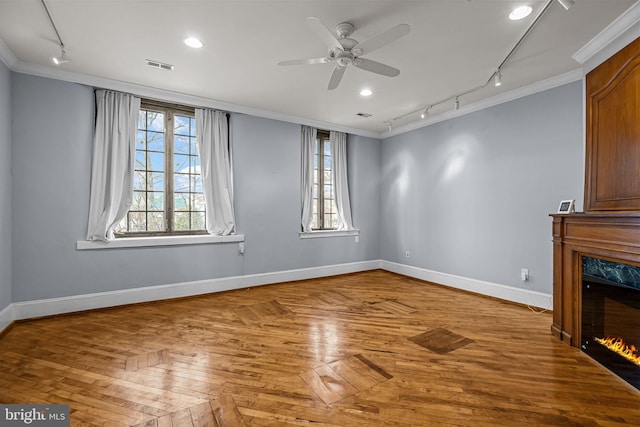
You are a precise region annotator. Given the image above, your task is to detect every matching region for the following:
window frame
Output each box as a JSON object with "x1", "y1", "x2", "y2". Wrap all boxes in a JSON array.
[
  {"x1": 313, "y1": 130, "x2": 338, "y2": 231},
  {"x1": 115, "y1": 99, "x2": 207, "y2": 238}
]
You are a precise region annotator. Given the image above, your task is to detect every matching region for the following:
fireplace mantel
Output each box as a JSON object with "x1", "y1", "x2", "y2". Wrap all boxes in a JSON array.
[{"x1": 551, "y1": 213, "x2": 640, "y2": 346}]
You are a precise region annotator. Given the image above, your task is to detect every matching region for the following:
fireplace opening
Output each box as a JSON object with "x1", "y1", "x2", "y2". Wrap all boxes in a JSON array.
[{"x1": 582, "y1": 256, "x2": 640, "y2": 391}]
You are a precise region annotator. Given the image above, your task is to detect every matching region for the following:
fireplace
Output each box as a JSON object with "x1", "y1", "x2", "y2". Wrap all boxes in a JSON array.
[
  {"x1": 550, "y1": 35, "x2": 640, "y2": 388},
  {"x1": 581, "y1": 256, "x2": 640, "y2": 390}
]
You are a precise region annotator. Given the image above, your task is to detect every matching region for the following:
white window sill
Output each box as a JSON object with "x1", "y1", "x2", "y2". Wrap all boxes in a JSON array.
[
  {"x1": 299, "y1": 229, "x2": 360, "y2": 239},
  {"x1": 77, "y1": 234, "x2": 245, "y2": 250}
]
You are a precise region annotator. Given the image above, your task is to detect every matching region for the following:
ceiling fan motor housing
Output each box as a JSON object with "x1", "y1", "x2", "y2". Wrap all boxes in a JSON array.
[{"x1": 335, "y1": 22, "x2": 355, "y2": 38}]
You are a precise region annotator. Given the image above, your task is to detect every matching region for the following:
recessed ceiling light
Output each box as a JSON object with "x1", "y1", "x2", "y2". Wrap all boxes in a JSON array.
[
  {"x1": 509, "y1": 5, "x2": 532, "y2": 20},
  {"x1": 184, "y1": 37, "x2": 204, "y2": 48},
  {"x1": 360, "y1": 88, "x2": 373, "y2": 97}
]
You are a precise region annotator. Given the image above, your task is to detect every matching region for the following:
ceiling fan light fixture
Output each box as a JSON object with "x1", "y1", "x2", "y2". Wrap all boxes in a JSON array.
[
  {"x1": 360, "y1": 88, "x2": 373, "y2": 97},
  {"x1": 509, "y1": 5, "x2": 533, "y2": 20},
  {"x1": 184, "y1": 37, "x2": 204, "y2": 48}
]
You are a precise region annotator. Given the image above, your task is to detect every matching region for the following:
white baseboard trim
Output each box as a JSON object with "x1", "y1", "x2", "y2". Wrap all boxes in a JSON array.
[
  {"x1": 0, "y1": 304, "x2": 14, "y2": 334},
  {"x1": 9, "y1": 260, "x2": 380, "y2": 322},
  {"x1": 1, "y1": 259, "x2": 553, "y2": 336},
  {"x1": 380, "y1": 261, "x2": 553, "y2": 309}
]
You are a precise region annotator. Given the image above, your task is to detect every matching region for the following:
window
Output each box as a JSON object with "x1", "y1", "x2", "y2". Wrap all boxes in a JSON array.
[
  {"x1": 312, "y1": 130, "x2": 338, "y2": 230},
  {"x1": 116, "y1": 100, "x2": 206, "y2": 236}
]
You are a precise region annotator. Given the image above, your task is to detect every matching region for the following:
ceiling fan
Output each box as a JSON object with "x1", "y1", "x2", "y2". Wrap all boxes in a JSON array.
[{"x1": 278, "y1": 17, "x2": 410, "y2": 90}]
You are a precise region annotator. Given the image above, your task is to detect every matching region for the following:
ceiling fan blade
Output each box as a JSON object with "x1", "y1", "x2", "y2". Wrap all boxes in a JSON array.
[
  {"x1": 307, "y1": 17, "x2": 343, "y2": 51},
  {"x1": 353, "y1": 24, "x2": 410, "y2": 56},
  {"x1": 354, "y1": 58, "x2": 400, "y2": 77},
  {"x1": 277, "y1": 58, "x2": 331, "y2": 66},
  {"x1": 328, "y1": 65, "x2": 347, "y2": 90}
]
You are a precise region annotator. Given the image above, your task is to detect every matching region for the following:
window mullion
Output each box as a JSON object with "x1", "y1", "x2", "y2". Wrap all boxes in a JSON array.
[{"x1": 166, "y1": 112, "x2": 174, "y2": 233}]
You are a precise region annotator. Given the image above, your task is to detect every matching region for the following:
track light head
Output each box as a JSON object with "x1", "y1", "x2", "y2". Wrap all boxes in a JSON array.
[
  {"x1": 420, "y1": 108, "x2": 428, "y2": 119},
  {"x1": 494, "y1": 70, "x2": 502, "y2": 87},
  {"x1": 52, "y1": 45, "x2": 71, "y2": 65},
  {"x1": 454, "y1": 97, "x2": 460, "y2": 111},
  {"x1": 557, "y1": 0, "x2": 575, "y2": 10}
]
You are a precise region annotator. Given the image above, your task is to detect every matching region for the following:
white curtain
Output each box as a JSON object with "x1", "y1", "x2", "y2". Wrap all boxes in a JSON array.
[
  {"x1": 86, "y1": 90, "x2": 140, "y2": 242},
  {"x1": 330, "y1": 130, "x2": 354, "y2": 231},
  {"x1": 301, "y1": 125, "x2": 317, "y2": 232},
  {"x1": 195, "y1": 108, "x2": 236, "y2": 235}
]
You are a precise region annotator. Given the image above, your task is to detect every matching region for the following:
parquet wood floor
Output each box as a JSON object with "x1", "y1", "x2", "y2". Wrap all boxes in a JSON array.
[{"x1": 1, "y1": 270, "x2": 640, "y2": 426}]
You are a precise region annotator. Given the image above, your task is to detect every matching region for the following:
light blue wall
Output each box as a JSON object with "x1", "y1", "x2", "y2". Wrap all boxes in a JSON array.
[
  {"x1": 380, "y1": 81, "x2": 584, "y2": 294},
  {"x1": 232, "y1": 115, "x2": 380, "y2": 275},
  {"x1": 0, "y1": 61, "x2": 11, "y2": 311},
  {"x1": 8, "y1": 71, "x2": 585, "y2": 303},
  {"x1": 10, "y1": 73, "x2": 381, "y2": 302}
]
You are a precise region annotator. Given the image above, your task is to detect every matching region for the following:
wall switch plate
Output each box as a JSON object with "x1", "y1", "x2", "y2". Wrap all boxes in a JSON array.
[
  {"x1": 239, "y1": 242, "x2": 245, "y2": 254},
  {"x1": 521, "y1": 268, "x2": 529, "y2": 281},
  {"x1": 405, "y1": 251, "x2": 410, "y2": 258}
]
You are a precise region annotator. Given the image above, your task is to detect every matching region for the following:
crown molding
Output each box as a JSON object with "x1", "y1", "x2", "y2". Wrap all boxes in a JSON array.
[
  {"x1": 4, "y1": 56, "x2": 585, "y2": 141},
  {"x1": 0, "y1": 38, "x2": 17, "y2": 69},
  {"x1": 381, "y1": 69, "x2": 583, "y2": 139},
  {"x1": 572, "y1": 1, "x2": 640, "y2": 66},
  {"x1": 8, "y1": 59, "x2": 381, "y2": 139},
  {"x1": 1, "y1": 47, "x2": 585, "y2": 142}
]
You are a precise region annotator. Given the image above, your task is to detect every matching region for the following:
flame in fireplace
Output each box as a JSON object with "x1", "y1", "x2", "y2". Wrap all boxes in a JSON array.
[{"x1": 595, "y1": 337, "x2": 640, "y2": 366}]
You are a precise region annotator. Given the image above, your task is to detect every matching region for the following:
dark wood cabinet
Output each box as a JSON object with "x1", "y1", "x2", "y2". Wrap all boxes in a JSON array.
[{"x1": 585, "y1": 37, "x2": 640, "y2": 213}]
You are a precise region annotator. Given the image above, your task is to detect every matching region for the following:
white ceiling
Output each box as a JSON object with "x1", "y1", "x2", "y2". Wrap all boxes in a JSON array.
[{"x1": 0, "y1": 0, "x2": 636, "y2": 136}]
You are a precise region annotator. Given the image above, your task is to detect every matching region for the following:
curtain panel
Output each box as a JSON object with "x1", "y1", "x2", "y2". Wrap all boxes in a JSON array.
[
  {"x1": 86, "y1": 90, "x2": 140, "y2": 242},
  {"x1": 330, "y1": 130, "x2": 354, "y2": 231},
  {"x1": 195, "y1": 109, "x2": 236, "y2": 235},
  {"x1": 300, "y1": 125, "x2": 317, "y2": 232}
]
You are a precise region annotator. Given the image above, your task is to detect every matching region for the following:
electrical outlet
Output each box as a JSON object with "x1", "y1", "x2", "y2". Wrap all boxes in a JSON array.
[
  {"x1": 354, "y1": 235, "x2": 359, "y2": 243},
  {"x1": 239, "y1": 242, "x2": 245, "y2": 255},
  {"x1": 405, "y1": 251, "x2": 410, "y2": 258},
  {"x1": 521, "y1": 268, "x2": 529, "y2": 281}
]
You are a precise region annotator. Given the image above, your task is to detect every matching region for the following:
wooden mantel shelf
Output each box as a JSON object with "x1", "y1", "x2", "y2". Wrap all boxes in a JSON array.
[{"x1": 550, "y1": 213, "x2": 640, "y2": 347}]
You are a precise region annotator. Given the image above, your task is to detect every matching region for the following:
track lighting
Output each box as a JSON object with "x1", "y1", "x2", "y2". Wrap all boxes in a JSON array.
[
  {"x1": 41, "y1": 0, "x2": 71, "y2": 66},
  {"x1": 52, "y1": 45, "x2": 71, "y2": 65},
  {"x1": 494, "y1": 70, "x2": 502, "y2": 87},
  {"x1": 557, "y1": 0, "x2": 575, "y2": 10},
  {"x1": 386, "y1": 0, "x2": 566, "y2": 130},
  {"x1": 387, "y1": 120, "x2": 394, "y2": 131}
]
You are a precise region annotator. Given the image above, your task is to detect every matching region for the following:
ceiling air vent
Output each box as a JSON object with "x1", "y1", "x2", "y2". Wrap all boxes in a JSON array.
[
  {"x1": 146, "y1": 59, "x2": 174, "y2": 71},
  {"x1": 357, "y1": 113, "x2": 373, "y2": 118}
]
